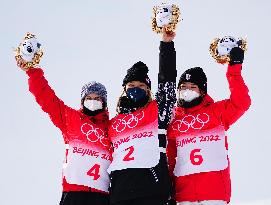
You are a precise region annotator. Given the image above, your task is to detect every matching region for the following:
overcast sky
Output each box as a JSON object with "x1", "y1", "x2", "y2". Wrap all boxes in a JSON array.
[{"x1": 0, "y1": 0, "x2": 271, "y2": 205}]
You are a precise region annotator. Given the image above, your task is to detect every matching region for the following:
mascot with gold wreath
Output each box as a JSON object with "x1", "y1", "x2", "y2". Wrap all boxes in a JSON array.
[{"x1": 209, "y1": 35, "x2": 247, "y2": 64}]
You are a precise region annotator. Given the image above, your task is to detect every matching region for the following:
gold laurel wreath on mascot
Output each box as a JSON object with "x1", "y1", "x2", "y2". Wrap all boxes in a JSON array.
[
  {"x1": 151, "y1": 3, "x2": 181, "y2": 34},
  {"x1": 15, "y1": 32, "x2": 43, "y2": 70},
  {"x1": 209, "y1": 36, "x2": 247, "y2": 64}
]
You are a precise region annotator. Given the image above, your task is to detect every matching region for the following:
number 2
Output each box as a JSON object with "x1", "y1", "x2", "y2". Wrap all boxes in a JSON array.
[
  {"x1": 190, "y1": 149, "x2": 203, "y2": 165},
  {"x1": 87, "y1": 164, "x2": 101, "y2": 180},
  {"x1": 123, "y1": 146, "x2": 135, "y2": 161}
]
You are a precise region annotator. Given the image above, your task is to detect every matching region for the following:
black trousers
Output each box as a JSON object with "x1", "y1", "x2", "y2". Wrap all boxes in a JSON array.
[
  {"x1": 110, "y1": 195, "x2": 169, "y2": 205},
  {"x1": 60, "y1": 191, "x2": 109, "y2": 205}
]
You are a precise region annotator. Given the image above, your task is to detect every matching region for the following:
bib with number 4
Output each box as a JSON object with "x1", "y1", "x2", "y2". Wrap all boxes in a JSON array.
[
  {"x1": 108, "y1": 121, "x2": 160, "y2": 173},
  {"x1": 174, "y1": 126, "x2": 228, "y2": 177},
  {"x1": 63, "y1": 141, "x2": 111, "y2": 192}
]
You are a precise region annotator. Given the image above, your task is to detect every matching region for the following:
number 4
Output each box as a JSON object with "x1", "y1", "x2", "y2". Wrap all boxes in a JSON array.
[{"x1": 87, "y1": 164, "x2": 100, "y2": 180}]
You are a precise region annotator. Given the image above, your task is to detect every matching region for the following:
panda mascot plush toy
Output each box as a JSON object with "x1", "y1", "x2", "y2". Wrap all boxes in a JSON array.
[
  {"x1": 151, "y1": 3, "x2": 180, "y2": 34},
  {"x1": 210, "y1": 35, "x2": 247, "y2": 64},
  {"x1": 15, "y1": 33, "x2": 43, "y2": 70}
]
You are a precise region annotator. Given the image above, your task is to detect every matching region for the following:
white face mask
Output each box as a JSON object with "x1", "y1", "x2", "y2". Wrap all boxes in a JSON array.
[
  {"x1": 84, "y1": 100, "x2": 103, "y2": 111},
  {"x1": 179, "y1": 89, "x2": 200, "y2": 102}
]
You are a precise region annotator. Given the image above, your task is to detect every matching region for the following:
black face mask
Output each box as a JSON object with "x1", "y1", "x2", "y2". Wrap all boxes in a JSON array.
[
  {"x1": 126, "y1": 87, "x2": 147, "y2": 102},
  {"x1": 82, "y1": 105, "x2": 104, "y2": 116},
  {"x1": 118, "y1": 94, "x2": 150, "y2": 114},
  {"x1": 177, "y1": 96, "x2": 203, "y2": 108}
]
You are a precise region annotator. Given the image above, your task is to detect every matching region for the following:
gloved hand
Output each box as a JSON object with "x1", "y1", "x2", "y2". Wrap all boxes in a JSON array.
[{"x1": 229, "y1": 47, "x2": 244, "y2": 65}]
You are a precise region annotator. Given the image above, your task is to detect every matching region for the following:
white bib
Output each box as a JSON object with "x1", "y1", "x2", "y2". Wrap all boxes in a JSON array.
[
  {"x1": 63, "y1": 142, "x2": 111, "y2": 192},
  {"x1": 174, "y1": 127, "x2": 228, "y2": 177},
  {"x1": 108, "y1": 123, "x2": 160, "y2": 173}
]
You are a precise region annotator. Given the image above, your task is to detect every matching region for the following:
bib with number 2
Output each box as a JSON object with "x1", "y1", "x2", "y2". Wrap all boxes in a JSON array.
[{"x1": 108, "y1": 121, "x2": 160, "y2": 172}]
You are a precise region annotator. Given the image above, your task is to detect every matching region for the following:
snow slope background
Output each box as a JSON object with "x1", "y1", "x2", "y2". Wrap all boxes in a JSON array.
[
  {"x1": 233, "y1": 199, "x2": 271, "y2": 205},
  {"x1": 0, "y1": 0, "x2": 270, "y2": 205}
]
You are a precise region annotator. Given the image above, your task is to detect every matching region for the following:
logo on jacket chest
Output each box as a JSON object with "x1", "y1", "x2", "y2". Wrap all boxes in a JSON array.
[
  {"x1": 172, "y1": 113, "x2": 210, "y2": 133},
  {"x1": 80, "y1": 123, "x2": 109, "y2": 147},
  {"x1": 112, "y1": 111, "x2": 145, "y2": 133}
]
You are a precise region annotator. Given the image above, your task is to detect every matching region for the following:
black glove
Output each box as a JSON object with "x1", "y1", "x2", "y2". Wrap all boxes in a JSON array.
[{"x1": 229, "y1": 47, "x2": 244, "y2": 65}]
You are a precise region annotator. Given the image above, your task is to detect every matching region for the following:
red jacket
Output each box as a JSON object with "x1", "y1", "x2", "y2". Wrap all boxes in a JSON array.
[
  {"x1": 167, "y1": 64, "x2": 251, "y2": 202},
  {"x1": 27, "y1": 68, "x2": 112, "y2": 193}
]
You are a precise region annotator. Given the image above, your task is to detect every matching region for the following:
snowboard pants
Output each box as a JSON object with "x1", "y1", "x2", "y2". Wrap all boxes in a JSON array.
[
  {"x1": 177, "y1": 201, "x2": 227, "y2": 205},
  {"x1": 59, "y1": 191, "x2": 109, "y2": 205}
]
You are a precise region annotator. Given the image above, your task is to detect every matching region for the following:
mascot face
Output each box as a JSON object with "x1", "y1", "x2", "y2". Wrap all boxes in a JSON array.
[
  {"x1": 217, "y1": 36, "x2": 238, "y2": 56},
  {"x1": 20, "y1": 38, "x2": 41, "y2": 62},
  {"x1": 156, "y1": 4, "x2": 172, "y2": 27}
]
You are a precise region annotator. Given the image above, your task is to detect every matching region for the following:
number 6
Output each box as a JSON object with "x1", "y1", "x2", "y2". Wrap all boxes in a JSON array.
[{"x1": 190, "y1": 149, "x2": 203, "y2": 165}]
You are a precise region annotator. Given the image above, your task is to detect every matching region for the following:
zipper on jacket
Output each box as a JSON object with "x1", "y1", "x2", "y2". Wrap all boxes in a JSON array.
[{"x1": 150, "y1": 167, "x2": 159, "y2": 183}]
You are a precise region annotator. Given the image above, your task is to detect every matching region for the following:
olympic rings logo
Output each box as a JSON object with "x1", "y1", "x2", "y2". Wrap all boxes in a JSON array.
[
  {"x1": 112, "y1": 111, "x2": 144, "y2": 133},
  {"x1": 81, "y1": 123, "x2": 109, "y2": 147},
  {"x1": 172, "y1": 113, "x2": 210, "y2": 133}
]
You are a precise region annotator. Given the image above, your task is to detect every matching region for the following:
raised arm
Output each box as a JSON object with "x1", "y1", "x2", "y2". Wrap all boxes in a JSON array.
[
  {"x1": 157, "y1": 29, "x2": 177, "y2": 205},
  {"x1": 157, "y1": 30, "x2": 177, "y2": 130},
  {"x1": 15, "y1": 52, "x2": 78, "y2": 134},
  {"x1": 212, "y1": 47, "x2": 251, "y2": 130},
  {"x1": 26, "y1": 67, "x2": 76, "y2": 133}
]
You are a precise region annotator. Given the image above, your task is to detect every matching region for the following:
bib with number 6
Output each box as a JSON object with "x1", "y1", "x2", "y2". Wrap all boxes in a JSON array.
[
  {"x1": 174, "y1": 126, "x2": 228, "y2": 177},
  {"x1": 63, "y1": 141, "x2": 111, "y2": 192}
]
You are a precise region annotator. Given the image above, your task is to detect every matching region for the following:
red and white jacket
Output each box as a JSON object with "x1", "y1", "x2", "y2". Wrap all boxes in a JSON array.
[
  {"x1": 108, "y1": 100, "x2": 161, "y2": 172},
  {"x1": 27, "y1": 68, "x2": 112, "y2": 193},
  {"x1": 167, "y1": 64, "x2": 251, "y2": 202}
]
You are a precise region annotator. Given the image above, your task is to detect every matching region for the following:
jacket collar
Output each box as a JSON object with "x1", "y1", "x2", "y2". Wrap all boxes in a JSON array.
[
  {"x1": 175, "y1": 94, "x2": 214, "y2": 115},
  {"x1": 79, "y1": 109, "x2": 109, "y2": 130}
]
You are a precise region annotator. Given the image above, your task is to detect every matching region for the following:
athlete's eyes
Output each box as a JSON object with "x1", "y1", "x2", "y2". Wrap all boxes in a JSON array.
[
  {"x1": 94, "y1": 97, "x2": 102, "y2": 101},
  {"x1": 139, "y1": 84, "x2": 146, "y2": 88},
  {"x1": 127, "y1": 83, "x2": 135, "y2": 88}
]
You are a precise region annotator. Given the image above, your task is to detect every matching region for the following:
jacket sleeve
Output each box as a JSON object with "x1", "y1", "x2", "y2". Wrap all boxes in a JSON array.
[
  {"x1": 26, "y1": 68, "x2": 76, "y2": 133},
  {"x1": 212, "y1": 64, "x2": 251, "y2": 130},
  {"x1": 167, "y1": 138, "x2": 177, "y2": 179},
  {"x1": 156, "y1": 41, "x2": 177, "y2": 130}
]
